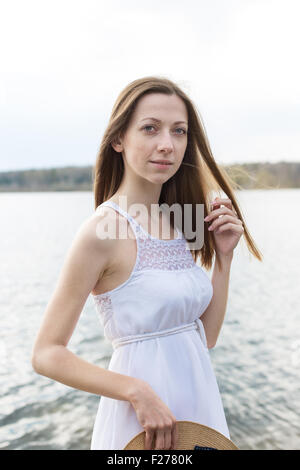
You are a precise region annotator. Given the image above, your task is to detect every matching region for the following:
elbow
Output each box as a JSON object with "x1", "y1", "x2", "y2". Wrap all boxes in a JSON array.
[
  {"x1": 31, "y1": 338, "x2": 45, "y2": 374},
  {"x1": 31, "y1": 348, "x2": 45, "y2": 375},
  {"x1": 205, "y1": 330, "x2": 218, "y2": 350},
  {"x1": 31, "y1": 344, "x2": 65, "y2": 375},
  {"x1": 206, "y1": 336, "x2": 217, "y2": 350}
]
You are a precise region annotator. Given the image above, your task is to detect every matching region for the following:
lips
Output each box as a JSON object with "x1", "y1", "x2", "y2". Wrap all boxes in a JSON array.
[{"x1": 150, "y1": 161, "x2": 172, "y2": 165}]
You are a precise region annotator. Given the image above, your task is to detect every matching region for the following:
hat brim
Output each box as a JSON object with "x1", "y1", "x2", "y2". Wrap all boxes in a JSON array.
[{"x1": 123, "y1": 420, "x2": 239, "y2": 450}]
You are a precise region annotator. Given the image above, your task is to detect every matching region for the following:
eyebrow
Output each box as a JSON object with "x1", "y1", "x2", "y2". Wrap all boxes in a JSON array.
[{"x1": 140, "y1": 117, "x2": 188, "y2": 125}]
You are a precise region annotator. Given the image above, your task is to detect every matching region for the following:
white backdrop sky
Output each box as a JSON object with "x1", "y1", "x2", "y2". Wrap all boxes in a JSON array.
[{"x1": 0, "y1": 0, "x2": 299, "y2": 171}]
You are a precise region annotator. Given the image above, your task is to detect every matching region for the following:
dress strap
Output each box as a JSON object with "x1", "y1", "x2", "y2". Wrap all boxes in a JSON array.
[
  {"x1": 99, "y1": 200, "x2": 142, "y2": 236},
  {"x1": 99, "y1": 200, "x2": 182, "y2": 241}
]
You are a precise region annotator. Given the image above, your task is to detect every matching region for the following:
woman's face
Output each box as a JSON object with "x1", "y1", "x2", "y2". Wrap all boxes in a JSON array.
[{"x1": 113, "y1": 93, "x2": 188, "y2": 185}]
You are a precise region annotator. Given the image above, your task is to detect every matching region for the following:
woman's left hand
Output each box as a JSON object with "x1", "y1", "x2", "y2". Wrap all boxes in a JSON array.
[{"x1": 204, "y1": 197, "x2": 244, "y2": 257}]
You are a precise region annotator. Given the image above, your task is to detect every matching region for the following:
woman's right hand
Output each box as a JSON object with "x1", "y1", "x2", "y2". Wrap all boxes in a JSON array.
[{"x1": 129, "y1": 379, "x2": 179, "y2": 450}]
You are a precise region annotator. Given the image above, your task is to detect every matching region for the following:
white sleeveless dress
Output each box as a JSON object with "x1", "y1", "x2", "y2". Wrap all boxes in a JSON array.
[{"x1": 90, "y1": 200, "x2": 230, "y2": 450}]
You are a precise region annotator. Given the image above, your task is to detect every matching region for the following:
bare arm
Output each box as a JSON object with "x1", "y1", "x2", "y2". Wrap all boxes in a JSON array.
[
  {"x1": 200, "y1": 253, "x2": 233, "y2": 349},
  {"x1": 31, "y1": 212, "x2": 142, "y2": 402}
]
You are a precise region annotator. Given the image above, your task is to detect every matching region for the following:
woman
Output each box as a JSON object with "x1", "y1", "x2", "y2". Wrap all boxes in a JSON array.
[{"x1": 31, "y1": 76, "x2": 262, "y2": 450}]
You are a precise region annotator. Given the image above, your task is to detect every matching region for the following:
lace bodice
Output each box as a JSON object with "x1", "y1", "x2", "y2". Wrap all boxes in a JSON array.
[{"x1": 92, "y1": 200, "x2": 213, "y2": 344}]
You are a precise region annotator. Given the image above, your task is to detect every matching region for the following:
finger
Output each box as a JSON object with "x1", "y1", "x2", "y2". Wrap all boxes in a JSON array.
[
  {"x1": 216, "y1": 222, "x2": 244, "y2": 234},
  {"x1": 211, "y1": 202, "x2": 220, "y2": 211},
  {"x1": 206, "y1": 206, "x2": 237, "y2": 221},
  {"x1": 154, "y1": 429, "x2": 165, "y2": 450},
  {"x1": 208, "y1": 200, "x2": 239, "y2": 222},
  {"x1": 171, "y1": 422, "x2": 179, "y2": 450},
  {"x1": 208, "y1": 215, "x2": 241, "y2": 231},
  {"x1": 164, "y1": 430, "x2": 172, "y2": 450},
  {"x1": 211, "y1": 198, "x2": 234, "y2": 212},
  {"x1": 144, "y1": 430, "x2": 155, "y2": 450},
  {"x1": 212, "y1": 197, "x2": 232, "y2": 207}
]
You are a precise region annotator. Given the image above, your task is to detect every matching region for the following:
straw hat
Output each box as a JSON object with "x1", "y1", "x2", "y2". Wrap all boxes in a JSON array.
[{"x1": 123, "y1": 420, "x2": 239, "y2": 450}]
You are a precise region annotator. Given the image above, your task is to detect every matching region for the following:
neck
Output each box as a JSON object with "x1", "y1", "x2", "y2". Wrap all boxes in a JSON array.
[{"x1": 111, "y1": 181, "x2": 163, "y2": 214}]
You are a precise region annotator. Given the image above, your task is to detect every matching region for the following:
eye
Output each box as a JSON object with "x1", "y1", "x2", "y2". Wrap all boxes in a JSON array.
[
  {"x1": 143, "y1": 125, "x2": 156, "y2": 132},
  {"x1": 174, "y1": 128, "x2": 187, "y2": 135},
  {"x1": 142, "y1": 125, "x2": 187, "y2": 135}
]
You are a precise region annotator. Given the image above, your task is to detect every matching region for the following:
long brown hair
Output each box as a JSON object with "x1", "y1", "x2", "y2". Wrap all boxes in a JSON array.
[{"x1": 93, "y1": 76, "x2": 262, "y2": 270}]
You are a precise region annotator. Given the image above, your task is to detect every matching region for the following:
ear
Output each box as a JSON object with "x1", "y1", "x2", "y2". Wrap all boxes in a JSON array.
[{"x1": 111, "y1": 136, "x2": 123, "y2": 153}]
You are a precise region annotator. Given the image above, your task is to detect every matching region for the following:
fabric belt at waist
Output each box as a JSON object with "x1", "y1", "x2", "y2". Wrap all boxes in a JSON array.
[{"x1": 111, "y1": 318, "x2": 208, "y2": 350}]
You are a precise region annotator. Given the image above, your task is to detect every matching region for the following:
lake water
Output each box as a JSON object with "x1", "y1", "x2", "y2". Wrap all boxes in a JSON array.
[{"x1": 0, "y1": 189, "x2": 299, "y2": 450}]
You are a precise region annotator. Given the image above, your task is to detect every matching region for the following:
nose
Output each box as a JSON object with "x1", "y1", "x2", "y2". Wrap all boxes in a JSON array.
[{"x1": 157, "y1": 131, "x2": 174, "y2": 153}]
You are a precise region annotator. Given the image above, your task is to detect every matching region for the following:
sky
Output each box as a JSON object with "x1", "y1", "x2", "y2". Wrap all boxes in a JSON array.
[{"x1": 0, "y1": 0, "x2": 299, "y2": 172}]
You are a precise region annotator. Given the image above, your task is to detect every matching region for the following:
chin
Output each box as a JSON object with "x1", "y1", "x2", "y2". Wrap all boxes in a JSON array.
[{"x1": 146, "y1": 175, "x2": 172, "y2": 185}]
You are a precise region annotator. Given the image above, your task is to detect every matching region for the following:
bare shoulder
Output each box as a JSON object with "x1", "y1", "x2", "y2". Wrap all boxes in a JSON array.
[
  {"x1": 83, "y1": 205, "x2": 129, "y2": 262},
  {"x1": 31, "y1": 208, "x2": 124, "y2": 355},
  {"x1": 84, "y1": 206, "x2": 118, "y2": 250}
]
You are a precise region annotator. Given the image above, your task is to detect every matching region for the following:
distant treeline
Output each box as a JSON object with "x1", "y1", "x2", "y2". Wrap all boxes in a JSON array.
[{"x1": 0, "y1": 161, "x2": 299, "y2": 192}]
